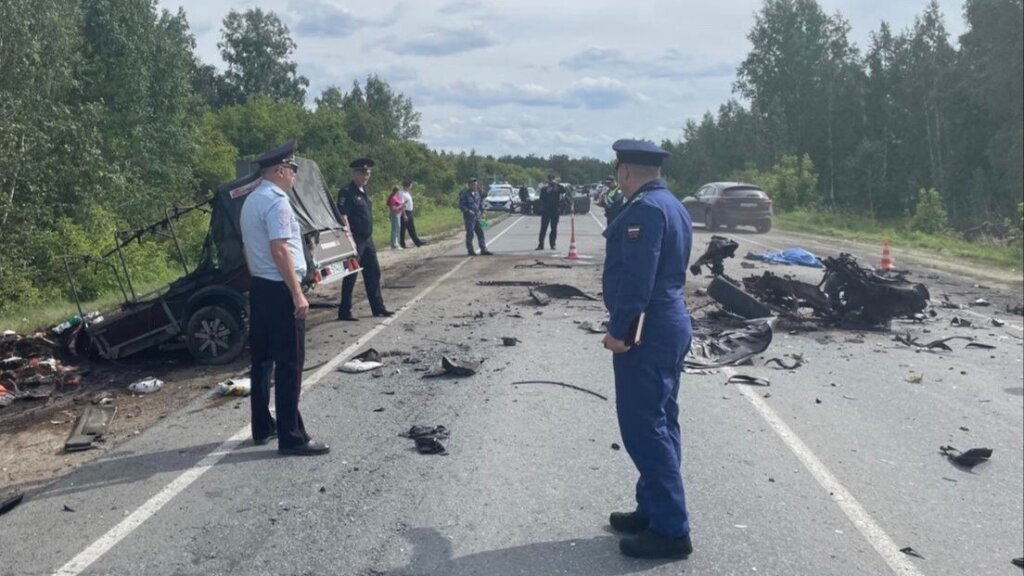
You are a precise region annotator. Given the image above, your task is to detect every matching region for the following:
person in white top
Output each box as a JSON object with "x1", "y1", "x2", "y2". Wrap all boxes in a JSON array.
[{"x1": 399, "y1": 178, "x2": 425, "y2": 248}]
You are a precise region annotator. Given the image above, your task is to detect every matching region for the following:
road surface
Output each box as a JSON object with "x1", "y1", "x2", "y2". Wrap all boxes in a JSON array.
[{"x1": 2, "y1": 211, "x2": 1022, "y2": 576}]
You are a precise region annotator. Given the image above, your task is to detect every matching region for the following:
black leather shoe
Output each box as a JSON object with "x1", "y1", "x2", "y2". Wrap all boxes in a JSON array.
[
  {"x1": 619, "y1": 530, "x2": 692, "y2": 559},
  {"x1": 609, "y1": 511, "x2": 649, "y2": 534},
  {"x1": 373, "y1": 310, "x2": 395, "y2": 317},
  {"x1": 467, "y1": 251, "x2": 477, "y2": 256},
  {"x1": 550, "y1": 244, "x2": 556, "y2": 250},
  {"x1": 278, "y1": 440, "x2": 330, "y2": 456},
  {"x1": 337, "y1": 313, "x2": 359, "y2": 322},
  {"x1": 480, "y1": 250, "x2": 494, "y2": 256},
  {"x1": 535, "y1": 244, "x2": 544, "y2": 251}
]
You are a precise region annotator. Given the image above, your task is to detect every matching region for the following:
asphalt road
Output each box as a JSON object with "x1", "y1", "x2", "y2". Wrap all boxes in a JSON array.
[{"x1": 2, "y1": 211, "x2": 1022, "y2": 576}]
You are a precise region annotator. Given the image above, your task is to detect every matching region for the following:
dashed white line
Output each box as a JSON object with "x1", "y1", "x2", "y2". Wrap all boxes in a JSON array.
[
  {"x1": 53, "y1": 216, "x2": 526, "y2": 576},
  {"x1": 724, "y1": 367, "x2": 926, "y2": 576}
]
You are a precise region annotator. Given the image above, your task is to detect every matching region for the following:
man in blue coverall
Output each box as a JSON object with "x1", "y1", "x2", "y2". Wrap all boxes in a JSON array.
[
  {"x1": 601, "y1": 138, "x2": 694, "y2": 559},
  {"x1": 458, "y1": 177, "x2": 493, "y2": 256}
]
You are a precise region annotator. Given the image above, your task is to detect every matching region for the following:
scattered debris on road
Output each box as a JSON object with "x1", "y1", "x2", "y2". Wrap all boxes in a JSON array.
[
  {"x1": 528, "y1": 284, "x2": 597, "y2": 306},
  {"x1": 939, "y1": 445, "x2": 992, "y2": 470},
  {"x1": 905, "y1": 373, "x2": 924, "y2": 384},
  {"x1": 1011, "y1": 557, "x2": 1023, "y2": 568},
  {"x1": 423, "y1": 356, "x2": 481, "y2": 378},
  {"x1": 500, "y1": 337, "x2": 519, "y2": 346},
  {"x1": 511, "y1": 380, "x2": 608, "y2": 401},
  {"x1": 577, "y1": 321, "x2": 606, "y2": 334},
  {"x1": 216, "y1": 378, "x2": 251, "y2": 396},
  {"x1": 340, "y1": 349, "x2": 384, "y2": 373},
  {"x1": 899, "y1": 547, "x2": 925, "y2": 559},
  {"x1": 765, "y1": 354, "x2": 804, "y2": 370},
  {"x1": 127, "y1": 377, "x2": 163, "y2": 395},
  {"x1": 687, "y1": 319, "x2": 774, "y2": 369},
  {"x1": 401, "y1": 425, "x2": 449, "y2": 455},
  {"x1": 514, "y1": 260, "x2": 571, "y2": 269},
  {"x1": 726, "y1": 374, "x2": 771, "y2": 387},
  {"x1": 611, "y1": 443, "x2": 621, "y2": 451},
  {"x1": 690, "y1": 236, "x2": 738, "y2": 276},
  {"x1": 64, "y1": 403, "x2": 117, "y2": 452}
]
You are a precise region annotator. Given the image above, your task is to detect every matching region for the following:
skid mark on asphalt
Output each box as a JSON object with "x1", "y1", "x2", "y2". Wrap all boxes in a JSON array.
[
  {"x1": 724, "y1": 366, "x2": 926, "y2": 576},
  {"x1": 52, "y1": 216, "x2": 527, "y2": 576}
]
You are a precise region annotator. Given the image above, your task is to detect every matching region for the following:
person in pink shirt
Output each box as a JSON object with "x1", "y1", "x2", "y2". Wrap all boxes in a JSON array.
[{"x1": 387, "y1": 185, "x2": 406, "y2": 250}]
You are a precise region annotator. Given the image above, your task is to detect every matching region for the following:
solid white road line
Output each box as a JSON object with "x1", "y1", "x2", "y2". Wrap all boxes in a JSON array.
[
  {"x1": 724, "y1": 367, "x2": 926, "y2": 576},
  {"x1": 589, "y1": 211, "x2": 606, "y2": 231},
  {"x1": 53, "y1": 216, "x2": 527, "y2": 576}
]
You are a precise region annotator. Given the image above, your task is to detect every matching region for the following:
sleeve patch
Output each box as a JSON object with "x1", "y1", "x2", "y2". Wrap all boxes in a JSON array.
[{"x1": 626, "y1": 224, "x2": 642, "y2": 241}]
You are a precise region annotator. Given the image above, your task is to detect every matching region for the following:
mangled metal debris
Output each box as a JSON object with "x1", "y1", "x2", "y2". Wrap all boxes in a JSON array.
[
  {"x1": 687, "y1": 318, "x2": 774, "y2": 369},
  {"x1": 64, "y1": 403, "x2": 117, "y2": 452},
  {"x1": 690, "y1": 236, "x2": 738, "y2": 276},
  {"x1": 577, "y1": 321, "x2": 606, "y2": 334},
  {"x1": 894, "y1": 334, "x2": 975, "y2": 351},
  {"x1": 939, "y1": 445, "x2": 992, "y2": 470},
  {"x1": 127, "y1": 378, "x2": 162, "y2": 394},
  {"x1": 340, "y1": 348, "x2": 384, "y2": 373},
  {"x1": 725, "y1": 374, "x2": 771, "y2": 386},
  {"x1": 501, "y1": 337, "x2": 520, "y2": 346},
  {"x1": 529, "y1": 284, "x2": 598, "y2": 306},
  {"x1": 401, "y1": 425, "x2": 449, "y2": 455},
  {"x1": 765, "y1": 355, "x2": 804, "y2": 370},
  {"x1": 514, "y1": 260, "x2": 571, "y2": 269},
  {"x1": 423, "y1": 356, "x2": 481, "y2": 378},
  {"x1": 713, "y1": 253, "x2": 930, "y2": 326}
]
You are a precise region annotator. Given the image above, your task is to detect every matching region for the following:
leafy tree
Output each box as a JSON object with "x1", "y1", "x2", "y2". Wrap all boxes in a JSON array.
[
  {"x1": 910, "y1": 188, "x2": 949, "y2": 233},
  {"x1": 218, "y1": 8, "x2": 308, "y2": 105}
]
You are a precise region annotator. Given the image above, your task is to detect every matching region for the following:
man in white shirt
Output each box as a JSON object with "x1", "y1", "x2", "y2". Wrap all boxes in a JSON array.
[
  {"x1": 239, "y1": 139, "x2": 329, "y2": 457},
  {"x1": 399, "y1": 178, "x2": 425, "y2": 248}
]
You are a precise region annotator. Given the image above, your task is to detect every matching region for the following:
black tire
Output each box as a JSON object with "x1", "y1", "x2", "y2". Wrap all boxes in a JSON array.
[
  {"x1": 706, "y1": 210, "x2": 720, "y2": 231},
  {"x1": 756, "y1": 219, "x2": 772, "y2": 234},
  {"x1": 707, "y1": 276, "x2": 773, "y2": 319},
  {"x1": 186, "y1": 305, "x2": 245, "y2": 365}
]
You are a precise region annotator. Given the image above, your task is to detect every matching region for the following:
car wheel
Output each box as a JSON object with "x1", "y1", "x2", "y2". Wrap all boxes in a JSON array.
[
  {"x1": 756, "y1": 220, "x2": 772, "y2": 234},
  {"x1": 706, "y1": 210, "x2": 720, "y2": 231},
  {"x1": 186, "y1": 305, "x2": 245, "y2": 365}
]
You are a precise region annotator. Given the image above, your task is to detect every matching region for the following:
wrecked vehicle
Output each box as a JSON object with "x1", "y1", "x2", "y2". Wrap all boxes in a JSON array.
[
  {"x1": 690, "y1": 235, "x2": 739, "y2": 276},
  {"x1": 712, "y1": 253, "x2": 929, "y2": 326},
  {"x1": 64, "y1": 157, "x2": 360, "y2": 365}
]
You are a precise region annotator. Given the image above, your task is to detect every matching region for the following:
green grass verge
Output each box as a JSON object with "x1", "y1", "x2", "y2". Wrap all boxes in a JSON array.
[
  {"x1": 1, "y1": 206, "x2": 470, "y2": 335},
  {"x1": 775, "y1": 210, "x2": 1024, "y2": 270}
]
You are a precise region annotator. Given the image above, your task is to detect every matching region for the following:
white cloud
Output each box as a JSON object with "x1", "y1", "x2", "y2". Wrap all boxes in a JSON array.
[{"x1": 158, "y1": 0, "x2": 967, "y2": 158}]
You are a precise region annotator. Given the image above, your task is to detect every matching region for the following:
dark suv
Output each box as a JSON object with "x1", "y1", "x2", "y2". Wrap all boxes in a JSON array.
[{"x1": 682, "y1": 182, "x2": 773, "y2": 233}]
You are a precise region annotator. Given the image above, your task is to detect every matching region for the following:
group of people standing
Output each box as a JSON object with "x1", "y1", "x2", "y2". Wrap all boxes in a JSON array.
[
  {"x1": 238, "y1": 137, "x2": 694, "y2": 562},
  {"x1": 386, "y1": 179, "x2": 425, "y2": 250}
]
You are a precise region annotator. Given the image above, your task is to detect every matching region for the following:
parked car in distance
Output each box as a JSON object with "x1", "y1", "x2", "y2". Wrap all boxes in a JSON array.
[
  {"x1": 483, "y1": 183, "x2": 519, "y2": 212},
  {"x1": 682, "y1": 182, "x2": 773, "y2": 233}
]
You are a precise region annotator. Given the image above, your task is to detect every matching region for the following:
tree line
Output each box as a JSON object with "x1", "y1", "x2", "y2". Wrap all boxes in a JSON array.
[
  {"x1": 0, "y1": 2, "x2": 608, "y2": 316},
  {"x1": 661, "y1": 0, "x2": 1023, "y2": 242}
]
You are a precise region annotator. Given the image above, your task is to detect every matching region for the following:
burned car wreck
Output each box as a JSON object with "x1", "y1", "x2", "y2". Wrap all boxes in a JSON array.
[
  {"x1": 703, "y1": 251, "x2": 930, "y2": 326},
  {"x1": 63, "y1": 157, "x2": 360, "y2": 365}
]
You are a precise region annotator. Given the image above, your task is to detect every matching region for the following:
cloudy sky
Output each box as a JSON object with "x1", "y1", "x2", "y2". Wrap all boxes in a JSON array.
[{"x1": 158, "y1": 0, "x2": 967, "y2": 160}]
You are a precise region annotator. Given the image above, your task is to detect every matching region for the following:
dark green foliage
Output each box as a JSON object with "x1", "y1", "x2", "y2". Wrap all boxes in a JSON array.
[{"x1": 663, "y1": 0, "x2": 1024, "y2": 243}]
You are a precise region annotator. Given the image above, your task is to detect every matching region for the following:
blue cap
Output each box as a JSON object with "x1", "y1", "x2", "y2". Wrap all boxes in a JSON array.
[
  {"x1": 612, "y1": 139, "x2": 670, "y2": 167},
  {"x1": 255, "y1": 139, "x2": 299, "y2": 169}
]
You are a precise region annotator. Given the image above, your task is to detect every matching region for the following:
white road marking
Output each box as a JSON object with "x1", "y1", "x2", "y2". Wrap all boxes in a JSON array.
[
  {"x1": 724, "y1": 367, "x2": 926, "y2": 576},
  {"x1": 53, "y1": 217, "x2": 526, "y2": 576},
  {"x1": 589, "y1": 211, "x2": 606, "y2": 231}
]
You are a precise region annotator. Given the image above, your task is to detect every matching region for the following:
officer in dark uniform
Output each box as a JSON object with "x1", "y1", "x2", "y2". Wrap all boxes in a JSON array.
[
  {"x1": 458, "y1": 177, "x2": 493, "y2": 256},
  {"x1": 239, "y1": 140, "x2": 328, "y2": 456},
  {"x1": 600, "y1": 175, "x2": 624, "y2": 223},
  {"x1": 536, "y1": 174, "x2": 563, "y2": 250},
  {"x1": 518, "y1": 185, "x2": 530, "y2": 215},
  {"x1": 601, "y1": 139, "x2": 693, "y2": 559},
  {"x1": 336, "y1": 157, "x2": 394, "y2": 321}
]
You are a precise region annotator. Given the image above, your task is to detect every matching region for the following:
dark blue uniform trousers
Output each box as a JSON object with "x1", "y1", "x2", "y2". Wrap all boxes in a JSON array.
[
  {"x1": 340, "y1": 238, "x2": 386, "y2": 316},
  {"x1": 463, "y1": 213, "x2": 487, "y2": 254},
  {"x1": 612, "y1": 314, "x2": 692, "y2": 538},
  {"x1": 249, "y1": 277, "x2": 311, "y2": 448}
]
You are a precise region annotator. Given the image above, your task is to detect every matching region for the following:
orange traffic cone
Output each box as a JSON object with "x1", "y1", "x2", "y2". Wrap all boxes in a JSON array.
[
  {"x1": 879, "y1": 239, "x2": 894, "y2": 270},
  {"x1": 566, "y1": 210, "x2": 579, "y2": 260}
]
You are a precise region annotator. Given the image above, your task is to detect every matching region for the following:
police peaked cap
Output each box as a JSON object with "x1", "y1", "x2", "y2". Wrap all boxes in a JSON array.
[
  {"x1": 255, "y1": 139, "x2": 299, "y2": 169},
  {"x1": 349, "y1": 157, "x2": 376, "y2": 170},
  {"x1": 612, "y1": 138, "x2": 670, "y2": 167},
  {"x1": 467, "y1": 177, "x2": 478, "y2": 183}
]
